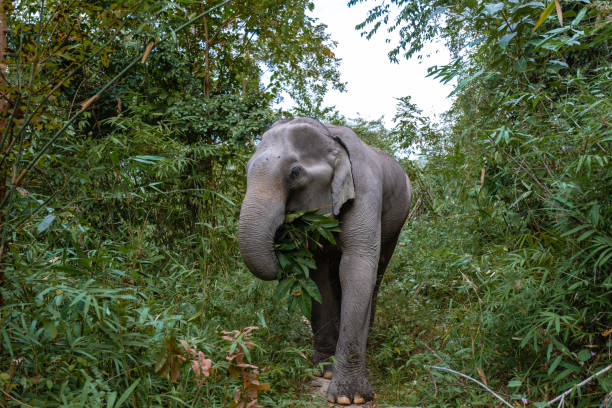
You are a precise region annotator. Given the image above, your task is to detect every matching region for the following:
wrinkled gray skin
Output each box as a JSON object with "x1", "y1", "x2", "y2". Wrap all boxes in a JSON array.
[{"x1": 238, "y1": 117, "x2": 412, "y2": 405}]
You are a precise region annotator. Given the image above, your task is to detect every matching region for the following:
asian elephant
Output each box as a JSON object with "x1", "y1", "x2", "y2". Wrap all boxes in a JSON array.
[{"x1": 238, "y1": 117, "x2": 412, "y2": 405}]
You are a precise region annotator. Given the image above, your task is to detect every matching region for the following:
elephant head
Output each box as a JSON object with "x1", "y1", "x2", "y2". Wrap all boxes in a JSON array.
[{"x1": 238, "y1": 118, "x2": 355, "y2": 281}]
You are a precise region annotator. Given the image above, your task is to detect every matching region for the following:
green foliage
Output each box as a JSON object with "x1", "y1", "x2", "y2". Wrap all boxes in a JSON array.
[
  {"x1": 0, "y1": 0, "x2": 341, "y2": 406},
  {"x1": 274, "y1": 211, "x2": 340, "y2": 318},
  {"x1": 358, "y1": 0, "x2": 612, "y2": 406},
  {"x1": 348, "y1": 0, "x2": 452, "y2": 61},
  {"x1": 392, "y1": 95, "x2": 439, "y2": 156}
]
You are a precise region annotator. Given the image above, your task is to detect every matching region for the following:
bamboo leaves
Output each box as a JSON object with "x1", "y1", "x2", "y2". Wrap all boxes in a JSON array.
[
  {"x1": 533, "y1": 0, "x2": 564, "y2": 32},
  {"x1": 354, "y1": 0, "x2": 611, "y2": 404},
  {"x1": 533, "y1": 2, "x2": 557, "y2": 32},
  {"x1": 273, "y1": 210, "x2": 340, "y2": 319}
]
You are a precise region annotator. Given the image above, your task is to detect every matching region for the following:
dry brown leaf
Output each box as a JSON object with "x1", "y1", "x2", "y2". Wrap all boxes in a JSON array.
[
  {"x1": 476, "y1": 366, "x2": 487, "y2": 385},
  {"x1": 13, "y1": 169, "x2": 28, "y2": 187},
  {"x1": 80, "y1": 94, "x2": 99, "y2": 111},
  {"x1": 141, "y1": 40, "x2": 155, "y2": 64},
  {"x1": 554, "y1": 0, "x2": 563, "y2": 26}
]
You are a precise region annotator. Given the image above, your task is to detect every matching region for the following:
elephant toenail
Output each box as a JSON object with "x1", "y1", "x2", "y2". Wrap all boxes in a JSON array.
[
  {"x1": 323, "y1": 371, "x2": 333, "y2": 379},
  {"x1": 336, "y1": 396, "x2": 351, "y2": 405},
  {"x1": 354, "y1": 395, "x2": 365, "y2": 404},
  {"x1": 327, "y1": 395, "x2": 335, "y2": 403}
]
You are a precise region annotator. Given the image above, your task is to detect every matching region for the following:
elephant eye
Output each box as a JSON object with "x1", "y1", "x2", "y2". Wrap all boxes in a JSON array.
[{"x1": 289, "y1": 166, "x2": 302, "y2": 179}]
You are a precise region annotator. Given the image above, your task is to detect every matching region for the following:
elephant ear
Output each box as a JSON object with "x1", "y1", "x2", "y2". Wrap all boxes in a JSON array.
[{"x1": 331, "y1": 142, "x2": 355, "y2": 216}]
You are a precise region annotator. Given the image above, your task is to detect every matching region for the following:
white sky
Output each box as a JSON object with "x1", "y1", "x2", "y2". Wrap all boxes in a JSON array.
[{"x1": 307, "y1": 0, "x2": 454, "y2": 126}]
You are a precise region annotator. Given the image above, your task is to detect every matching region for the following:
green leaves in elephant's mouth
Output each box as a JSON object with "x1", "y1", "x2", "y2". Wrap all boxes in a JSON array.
[{"x1": 273, "y1": 210, "x2": 341, "y2": 319}]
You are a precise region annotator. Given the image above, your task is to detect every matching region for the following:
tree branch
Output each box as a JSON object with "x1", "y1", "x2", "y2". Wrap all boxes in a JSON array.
[
  {"x1": 430, "y1": 365, "x2": 514, "y2": 408},
  {"x1": 546, "y1": 364, "x2": 612, "y2": 407},
  {"x1": 0, "y1": 388, "x2": 33, "y2": 408}
]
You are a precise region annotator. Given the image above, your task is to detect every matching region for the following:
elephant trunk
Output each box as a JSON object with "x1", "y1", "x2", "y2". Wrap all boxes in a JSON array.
[{"x1": 238, "y1": 181, "x2": 286, "y2": 281}]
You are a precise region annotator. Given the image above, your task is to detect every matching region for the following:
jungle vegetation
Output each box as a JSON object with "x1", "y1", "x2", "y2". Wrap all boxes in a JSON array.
[{"x1": 0, "y1": 0, "x2": 610, "y2": 406}]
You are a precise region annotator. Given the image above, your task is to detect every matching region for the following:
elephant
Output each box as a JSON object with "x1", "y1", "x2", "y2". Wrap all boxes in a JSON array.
[{"x1": 238, "y1": 117, "x2": 412, "y2": 405}]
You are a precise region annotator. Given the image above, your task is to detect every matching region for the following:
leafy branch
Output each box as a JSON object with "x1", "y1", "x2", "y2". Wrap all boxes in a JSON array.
[{"x1": 273, "y1": 210, "x2": 340, "y2": 319}]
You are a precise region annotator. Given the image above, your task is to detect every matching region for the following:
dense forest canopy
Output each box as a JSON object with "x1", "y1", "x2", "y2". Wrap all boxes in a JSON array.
[{"x1": 0, "y1": 0, "x2": 610, "y2": 407}]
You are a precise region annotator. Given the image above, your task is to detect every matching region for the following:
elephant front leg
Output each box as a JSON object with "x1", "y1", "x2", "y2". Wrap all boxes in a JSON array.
[
  {"x1": 326, "y1": 251, "x2": 377, "y2": 405},
  {"x1": 310, "y1": 254, "x2": 341, "y2": 379}
]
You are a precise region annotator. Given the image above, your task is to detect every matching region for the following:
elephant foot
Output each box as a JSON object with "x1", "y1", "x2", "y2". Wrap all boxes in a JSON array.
[
  {"x1": 313, "y1": 350, "x2": 335, "y2": 379},
  {"x1": 328, "y1": 395, "x2": 366, "y2": 405},
  {"x1": 313, "y1": 363, "x2": 334, "y2": 379},
  {"x1": 313, "y1": 369, "x2": 333, "y2": 379},
  {"x1": 326, "y1": 373, "x2": 373, "y2": 405}
]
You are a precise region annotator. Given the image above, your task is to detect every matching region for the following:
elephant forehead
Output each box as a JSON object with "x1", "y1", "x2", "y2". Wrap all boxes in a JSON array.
[{"x1": 261, "y1": 122, "x2": 337, "y2": 157}]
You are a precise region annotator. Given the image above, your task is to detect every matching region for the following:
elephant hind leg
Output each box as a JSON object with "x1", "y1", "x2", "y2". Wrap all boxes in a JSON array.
[{"x1": 311, "y1": 250, "x2": 341, "y2": 376}]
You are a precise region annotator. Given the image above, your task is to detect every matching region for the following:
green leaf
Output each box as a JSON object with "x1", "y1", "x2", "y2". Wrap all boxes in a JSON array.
[
  {"x1": 130, "y1": 155, "x2": 165, "y2": 164},
  {"x1": 546, "y1": 343, "x2": 553, "y2": 361},
  {"x1": 571, "y1": 7, "x2": 587, "y2": 26},
  {"x1": 507, "y1": 379, "x2": 522, "y2": 388},
  {"x1": 498, "y1": 32, "x2": 517, "y2": 49},
  {"x1": 449, "y1": 69, "x2": 484, "y2": 97},
  {"x1": 257, "y1": 311, "x2": 267, "y2": 328},
  {"x1": 277, "y1": 252, "x2": 291, "y2": 271},
  {"x1": 553, "y1": 367, "x2": 577, "y2": 383},
  {"x1": 576, "y1": 349, "x2": 591, "y2": 363},
  {"x1": 37, "y1": 214, "x2": 56, "y2": 233},
  {"x1": 285, "y1": 211, "x2": 306, "y2": 223},
  {"x1": 298, "y1": 291, "x2": 312, "y2": 318},
  {"x1": 595, "y1": 248, "x2": 612, "y2": 269},
  {"x1": 276, "y1": 241, "x2": 297, "y2": 251},
  {"x1": 115, "y1": 378, "x2": 140, "y2": 407},
  {"x1": 319, "y1": 227, "x2": 337, "y2": 245},
  {"x1": 576, "y1": 229, "x2": 595, "y2": 242},
  {"x1": 512, "y1": 57, "x2": 527, "y2": 73},
  {"x1": 106, "y1": 392, "x2": 117, "y2": 408},
  {"x1": 295, "y1": 256, "x2": 316, "y2": 270},
  {"x1": 301, "y1": 211, "x2": 324, "y2": 222},
  {"x1": 287, "y1": 293, "x2": 297, "y2": 312},
  {"x1": 484, "y1": 3, "x2": 504, "y2": 17},
  {"x1": 298, "y1": 262, "x2": 310, "y2": 276},
  {"x1": 561, "y1": 224, "x2": 590, "y2": 237},
  {"x1": 109, "y1": 151, "x2": 120, "y2": 166},
  {"x1": 275, "y1": 278, "x2": 294, "y2": 300},
  {"x1": 533, "y1": 1, "x2": 556, "y2": 32},
  {"x1": 548, "y1": 355, "x2": 562, "y2": 375},
  {"x1": 211, "y1": 191, "x2": 235, "y2": 206},
  {"x1": 301, "y1": 278, "x2": 323, "y2": 304}
]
